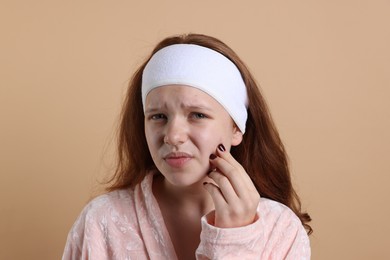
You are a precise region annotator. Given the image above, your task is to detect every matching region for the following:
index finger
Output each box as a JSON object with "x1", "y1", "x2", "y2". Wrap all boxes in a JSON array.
[{"x1": 211, "y1": 144, "x2": 258, "y2": 195}]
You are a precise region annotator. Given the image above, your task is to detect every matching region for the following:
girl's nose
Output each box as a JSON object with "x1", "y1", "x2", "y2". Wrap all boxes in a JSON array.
[{"x1": 163, "y1": 118, "x2": 188, "y2": 146}]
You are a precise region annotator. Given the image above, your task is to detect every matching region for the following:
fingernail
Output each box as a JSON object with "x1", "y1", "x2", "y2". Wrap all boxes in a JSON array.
[
  {"x1": 218, "y1": 144, "x2": 226, "y2": 152},
  {"x1": 209, "y1": 154, "x2": 217, "y2": 160}
]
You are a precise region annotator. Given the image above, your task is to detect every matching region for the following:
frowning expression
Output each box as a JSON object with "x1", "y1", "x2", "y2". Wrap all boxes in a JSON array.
[{"x1": 144, "y1": 85, "x2": 243, "y2": 187}]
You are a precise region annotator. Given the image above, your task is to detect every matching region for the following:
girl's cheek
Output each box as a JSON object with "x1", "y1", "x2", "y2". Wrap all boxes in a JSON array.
[{"x1": 194, "y1": 129, "x2": 215, "y2": 145}]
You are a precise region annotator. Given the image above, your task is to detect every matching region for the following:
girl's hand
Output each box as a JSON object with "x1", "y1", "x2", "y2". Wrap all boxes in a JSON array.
[{"x1": 204, "y1": 144, "x2": 261, "y2": 228}]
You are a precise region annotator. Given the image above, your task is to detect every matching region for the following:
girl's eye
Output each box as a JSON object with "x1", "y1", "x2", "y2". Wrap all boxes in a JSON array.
[
  {"x1": 191, "y1": 112, "x2": 207, "y2": 119},
  {"x1": 150, "y1": 114, "x2": 167, "y2": 120}
]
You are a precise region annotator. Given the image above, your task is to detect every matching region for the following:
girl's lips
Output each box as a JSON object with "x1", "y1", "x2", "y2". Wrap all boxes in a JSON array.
[
  {"x1": 165, "y1": 157, "x2": 192, "y2": 168},
  {"x1": 164, "y1": 152, "x2": 193, "y2": 168}
]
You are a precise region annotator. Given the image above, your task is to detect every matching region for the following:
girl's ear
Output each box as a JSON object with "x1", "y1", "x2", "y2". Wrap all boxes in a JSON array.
[{"x1": 231, "y1": 125, "x2": 243, "y2": 146}]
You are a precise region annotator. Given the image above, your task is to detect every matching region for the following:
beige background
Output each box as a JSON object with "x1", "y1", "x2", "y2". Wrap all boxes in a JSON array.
[{"x1": 1, "y1": 0, "x2": 389, "y2": 259}]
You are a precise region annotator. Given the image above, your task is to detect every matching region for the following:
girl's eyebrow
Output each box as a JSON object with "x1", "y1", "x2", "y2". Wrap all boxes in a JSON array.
[
  {"x1": 144, "y1": 108, "x2": 160, "y2": 114},
  {"x1": 145, "y1": 104, "x2": 212, "y2": 114},
  {"x1": 184, "y1": 105, "x2": 212, "y2": 111},
  {"x1": 144, "y1": 103, "x2": 168, "y2": 114}
]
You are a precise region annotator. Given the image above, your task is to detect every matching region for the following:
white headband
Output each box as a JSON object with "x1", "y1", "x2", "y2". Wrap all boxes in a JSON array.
[{"x1": 141, "y1": 44, "x2": 248, "y2": 133}]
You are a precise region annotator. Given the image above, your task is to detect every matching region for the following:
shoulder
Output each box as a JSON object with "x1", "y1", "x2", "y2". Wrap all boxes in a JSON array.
[
  {"x1": 85, "y1": 189, "x2": 133, "y2": 210},
  {"x1": 259, "y1": 198, "x2": 300, "y2": 221},
  {"x1": 67, "y1": 189, "x2": 134, "y2": 233},
  {"x1": 72, "y1": 173, "x2": 155, "y2": 228},
  {"x1": 63, "y1": 188, "x2": 149, "y2": 259},
  {"x1": 78, "y1": 189, "x2": 136, "y2": 226},
  {"x1": 259, "y1": 198, "x2": 311, "y2": 258},
  {"x1": 65, "y1": 189, "x2": 139, "y2": 244},
  {"x1": 258, "y1": 198, "x2": 309, "y2": 246},
  {"x1": 258, "y1": 198, "x2": 306, "y2": 234}
]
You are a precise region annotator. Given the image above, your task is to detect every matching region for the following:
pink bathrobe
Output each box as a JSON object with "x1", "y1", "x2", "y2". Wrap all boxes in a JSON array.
[{"x1": 63, "y1": 173, "x2": 311, "y2": 259}]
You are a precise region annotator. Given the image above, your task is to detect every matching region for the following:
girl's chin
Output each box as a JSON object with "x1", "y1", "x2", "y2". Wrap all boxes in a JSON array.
[{"x1": 161, "y1": 172, "x2": 209, "y2": 188}]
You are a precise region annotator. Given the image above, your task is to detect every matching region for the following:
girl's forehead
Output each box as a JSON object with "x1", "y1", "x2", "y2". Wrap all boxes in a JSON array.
[
  {"x1": 147, "y1": 85, "x2": 213, "y2": 101},
  {"x1": 145, "y1": 85, "x2": 222, "y2": 110}
]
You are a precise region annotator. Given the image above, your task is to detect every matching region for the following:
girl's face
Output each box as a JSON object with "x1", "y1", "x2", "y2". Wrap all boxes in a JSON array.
[{"x1": 144, "y1": 85, "x2": 243, "y2": 187}]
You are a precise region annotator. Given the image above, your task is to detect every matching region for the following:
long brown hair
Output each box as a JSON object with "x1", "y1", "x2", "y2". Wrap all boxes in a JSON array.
[{"x1": 107, "y1": 33, "x2": 312, "y2": 234}]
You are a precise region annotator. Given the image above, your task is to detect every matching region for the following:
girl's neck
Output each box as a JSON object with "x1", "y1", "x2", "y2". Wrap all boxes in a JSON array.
[{"x1": 153, "y1": 174, "x2": 214, "y2": 214}]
